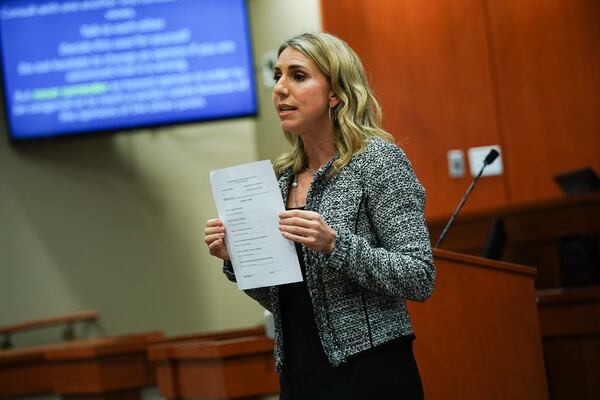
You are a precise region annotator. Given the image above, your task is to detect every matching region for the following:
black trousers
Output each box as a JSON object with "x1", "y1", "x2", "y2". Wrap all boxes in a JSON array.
[{"x1": 279, "y1": 339, "x2": 425, "y2": 400}]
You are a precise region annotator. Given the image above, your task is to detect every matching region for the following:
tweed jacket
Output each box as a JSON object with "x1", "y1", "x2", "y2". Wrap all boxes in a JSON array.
[{"x1": 223, "y1": 137, "x2": 435, "y2": 371}]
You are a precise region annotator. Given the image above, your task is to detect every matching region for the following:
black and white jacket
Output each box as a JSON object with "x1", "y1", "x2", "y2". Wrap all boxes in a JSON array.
[{"x1": 223, "y1": 137, "x2": 435, "y2": 371}]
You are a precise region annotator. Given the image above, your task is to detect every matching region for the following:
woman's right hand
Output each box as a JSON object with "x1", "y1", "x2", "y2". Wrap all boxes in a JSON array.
[{"x1": 204, "y1": 218, "x2": 230, "y2": 261}]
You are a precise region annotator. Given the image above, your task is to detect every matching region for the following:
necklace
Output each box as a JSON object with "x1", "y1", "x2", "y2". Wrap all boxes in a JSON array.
[{"x1": 291, "y1": 167, "x2": 316, "y2": 208}]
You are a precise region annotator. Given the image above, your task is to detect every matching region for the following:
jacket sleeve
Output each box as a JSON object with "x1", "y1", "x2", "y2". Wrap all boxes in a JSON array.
[
  {"x1": 223, "y1": 261, "x2": 274, "y2": 312},
  {"x1": 324, "y1": 143, "x2": 435, "y2": 301}
]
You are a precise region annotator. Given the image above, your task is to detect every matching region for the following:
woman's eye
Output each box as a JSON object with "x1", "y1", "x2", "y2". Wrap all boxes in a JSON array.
[
  {"x1": 293, "y1": 73, "x2": 306, "y2": 81},
  {"x1": 273, "y1": 73, "x2": 281, "y2": 82}
]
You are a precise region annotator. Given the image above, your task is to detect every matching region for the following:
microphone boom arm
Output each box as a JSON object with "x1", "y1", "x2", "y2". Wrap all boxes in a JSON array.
[{"x1": 435, "y1": 149, "x2": 499, "y2": 248}]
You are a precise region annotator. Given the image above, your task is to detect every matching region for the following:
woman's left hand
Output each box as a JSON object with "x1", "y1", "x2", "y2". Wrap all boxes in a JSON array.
[{"x1": 279, "y1": 209, "x2": 337, "y2": 254}]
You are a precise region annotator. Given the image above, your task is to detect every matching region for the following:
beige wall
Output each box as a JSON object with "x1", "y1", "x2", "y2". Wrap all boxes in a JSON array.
[
  {"x1": 250, "y1": 0, "x2": 322, "y2": 163},
  {"x1": 0, "y1": 0, "x2": 321, "y2": 344}
]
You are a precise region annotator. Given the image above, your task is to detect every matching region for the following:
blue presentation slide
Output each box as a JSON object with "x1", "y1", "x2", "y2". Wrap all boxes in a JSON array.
[{"x1": 0, "y1": 0, "x2": 257, "y2": 140}]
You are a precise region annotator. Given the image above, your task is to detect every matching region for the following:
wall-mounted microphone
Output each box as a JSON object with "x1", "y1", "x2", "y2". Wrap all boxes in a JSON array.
[{"x1": 435, "y1": 149, "x2": 500, "y2": 248}]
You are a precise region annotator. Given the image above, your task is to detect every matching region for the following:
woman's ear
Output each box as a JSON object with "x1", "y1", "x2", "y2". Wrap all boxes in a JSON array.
[{"x1": 329, "y1": 93, "x2": 340, "y2": 108}]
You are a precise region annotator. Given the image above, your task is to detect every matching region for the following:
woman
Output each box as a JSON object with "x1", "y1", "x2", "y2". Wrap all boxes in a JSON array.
[{"x1": 205, "y1": 32, "x2": 434, "y2": 399}]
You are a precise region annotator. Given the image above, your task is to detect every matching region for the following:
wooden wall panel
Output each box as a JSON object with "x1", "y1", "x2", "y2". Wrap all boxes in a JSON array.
[
  {"x1": 321, "y1": 0, "x2": 509, "y2": 220},
  {"x1": 484, "y1": 0, "x2": 600, "y2": 204}
]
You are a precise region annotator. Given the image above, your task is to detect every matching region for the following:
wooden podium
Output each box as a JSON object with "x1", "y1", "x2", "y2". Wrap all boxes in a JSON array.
[{"x1": 408, "y1": 249, "x2": 549, "y2": 399}]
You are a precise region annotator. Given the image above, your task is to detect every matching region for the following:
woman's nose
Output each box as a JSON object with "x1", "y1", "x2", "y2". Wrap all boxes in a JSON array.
[{"x1": 274, "y1": 79, "x2": 288, "y2": 97}]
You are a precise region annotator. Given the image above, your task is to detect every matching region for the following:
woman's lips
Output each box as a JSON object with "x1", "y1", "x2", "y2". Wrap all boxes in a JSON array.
[{"x1": 278, "y1": 104, "x2": 298, "y2": 117}]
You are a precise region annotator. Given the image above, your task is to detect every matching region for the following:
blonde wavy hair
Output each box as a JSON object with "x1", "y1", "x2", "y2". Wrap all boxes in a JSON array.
[{"x1": 273, "y1": 32, "x2": 394, "y2": 176}]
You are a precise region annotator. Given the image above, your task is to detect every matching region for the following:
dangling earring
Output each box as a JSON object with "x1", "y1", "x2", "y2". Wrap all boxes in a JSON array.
[{"x1": 328, "y1": 105, "x2": 336, "y2": 123}]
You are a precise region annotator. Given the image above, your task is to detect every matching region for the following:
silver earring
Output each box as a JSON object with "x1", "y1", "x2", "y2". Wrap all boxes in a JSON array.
[{"x1": 329, "y1": 105, "x2": 335, "y2": 122}]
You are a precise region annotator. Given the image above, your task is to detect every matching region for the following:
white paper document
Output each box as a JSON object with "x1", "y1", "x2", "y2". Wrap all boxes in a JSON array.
[{"x1": 210, "y1": 160, "x2": 303, "y2": 290}]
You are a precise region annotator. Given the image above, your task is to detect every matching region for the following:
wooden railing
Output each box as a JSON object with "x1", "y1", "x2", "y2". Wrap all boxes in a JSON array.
[{"x1": 0, "y1": 310, "x2": 98, "y2": 349}]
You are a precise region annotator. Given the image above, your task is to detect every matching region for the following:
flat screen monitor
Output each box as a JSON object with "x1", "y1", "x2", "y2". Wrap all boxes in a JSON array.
[{"x1": 0, "y1": 0, "x2": 257, "y2": 141}]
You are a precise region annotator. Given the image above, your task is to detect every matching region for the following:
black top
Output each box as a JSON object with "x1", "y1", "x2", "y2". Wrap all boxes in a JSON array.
[{"x1": 279, "y1": 238, "x2": 332, "y2": 376}]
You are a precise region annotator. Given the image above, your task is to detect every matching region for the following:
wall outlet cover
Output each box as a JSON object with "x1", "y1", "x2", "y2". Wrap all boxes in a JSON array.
[
  {"x1": 468, "y1": 145, "x2": 503, "y2": 177},
  {"x1": 447, "y1": 149, "x2": 465, "y2": 178}
]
